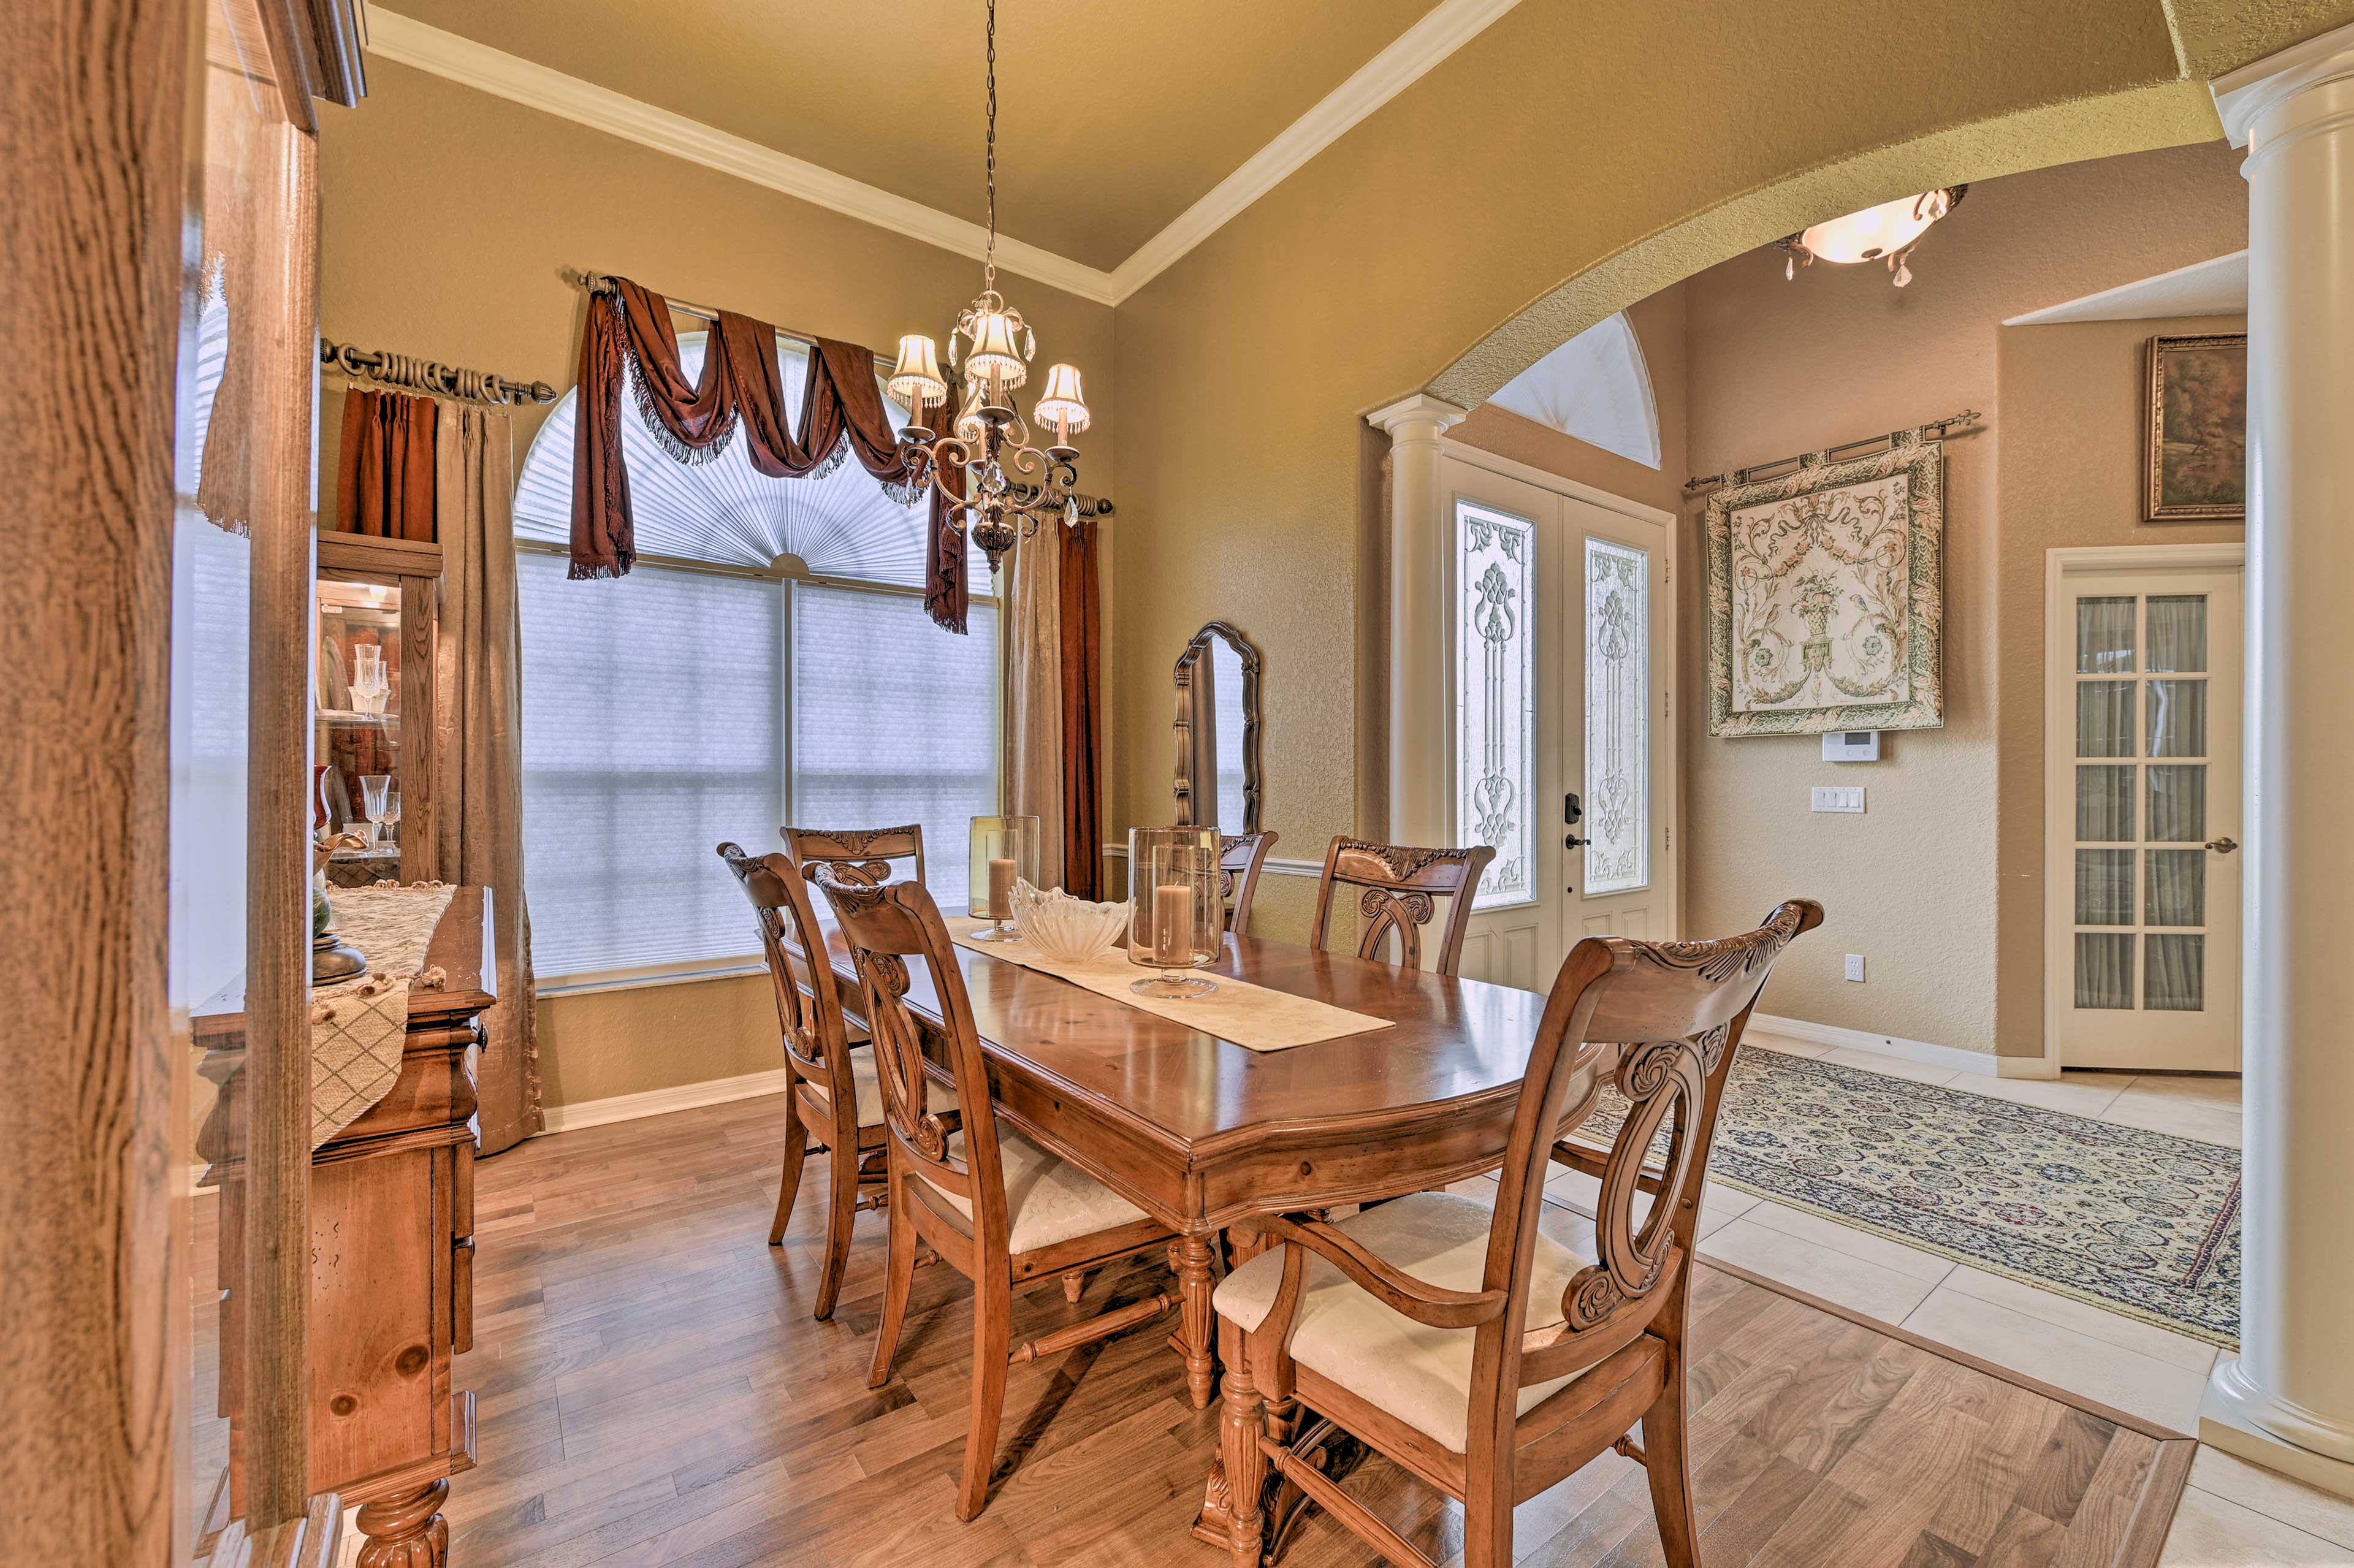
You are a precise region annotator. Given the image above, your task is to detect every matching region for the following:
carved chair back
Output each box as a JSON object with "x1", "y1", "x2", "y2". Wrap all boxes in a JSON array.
[
  {"x1": 1219, "y1": 831, "x2": 1279, "y2": 935},
  {"x1": 1309, "y1": 836, "x2": 1497, "y2": 976},
  {"x1": 812, "y1": 872, "x2": 1011, "y2": 1252},
  {"x1": 1465, "y1": 899, "x2": 1822, "y2": 1470},
  {"x1": 783, "y1": 823, "x2": 928, "y2": 889},
  {"x1": 718, "y1": 842, "x2": 858, "y2": 1137}
]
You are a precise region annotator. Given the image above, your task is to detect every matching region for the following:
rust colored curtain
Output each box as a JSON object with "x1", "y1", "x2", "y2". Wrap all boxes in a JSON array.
[
  {"x1": 571, "y1": 277, "x2": 959, "y2": 622},
  {"x1": 1059, "y1": 517, "x2": 1103, "y2": 899},
  {"x1": 334, "y1": 387, "x2": 439, "y2": 541}
]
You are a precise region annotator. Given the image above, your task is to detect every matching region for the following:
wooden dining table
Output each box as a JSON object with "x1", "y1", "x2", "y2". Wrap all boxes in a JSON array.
[{"x1": 816, "y1": 916, "x2": 1556, "y2": 1550}]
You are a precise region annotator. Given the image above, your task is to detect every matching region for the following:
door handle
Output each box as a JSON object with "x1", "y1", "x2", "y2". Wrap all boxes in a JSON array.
[
  {"x1": 2205, "y1": 837, "x2": 2239, "y2": 854},
  {"x1": 1565, "y1": 832, "x2": 1590, "y2": 850}
]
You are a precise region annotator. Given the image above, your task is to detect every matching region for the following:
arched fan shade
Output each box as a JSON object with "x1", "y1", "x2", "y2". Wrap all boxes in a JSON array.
[
  {"x1": 1488, "y1": 311, "x2": 1663, "y2": 471},
  {"x1": 514, "y1": 332, "x2": 989, "y2": 588}
]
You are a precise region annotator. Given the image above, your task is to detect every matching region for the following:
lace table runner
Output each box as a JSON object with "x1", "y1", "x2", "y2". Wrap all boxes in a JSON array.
[
  {"x1": 945, "y1": 916, "x2": 1393, "y2": 1053},
  {"x1": 310, "y1": 883, "x2": 456, "y2": 1147}
]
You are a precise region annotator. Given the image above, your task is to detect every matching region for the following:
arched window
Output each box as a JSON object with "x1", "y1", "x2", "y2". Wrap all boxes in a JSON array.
[
  {"x1": 510, "y1": 333, "x2": 1000, "y2": 986},
  {"x1": 1488, "y1": 312, "x2": 1663, "y2": 470}
]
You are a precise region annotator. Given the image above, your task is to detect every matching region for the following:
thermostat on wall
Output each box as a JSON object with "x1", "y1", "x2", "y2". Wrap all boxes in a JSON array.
[{"x1": 1822, "y1": 730, "x2": 1881, "y2": 763}]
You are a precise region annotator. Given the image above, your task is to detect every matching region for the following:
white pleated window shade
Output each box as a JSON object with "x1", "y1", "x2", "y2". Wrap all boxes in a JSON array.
[
  {"x1": 517, "y1": 552, "x2": 783, "y2": 979},
  {"x1": 791, "y1": 584, "x2": 1000, "y2": 900},
  {"x1": 512, "y1": 331, "x2": 989, "y2": 587}
]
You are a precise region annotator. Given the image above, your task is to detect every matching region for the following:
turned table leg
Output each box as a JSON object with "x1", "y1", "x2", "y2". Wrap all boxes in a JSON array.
[
  {"x1": 1168, "y1": 1233, "x2": 1219, "y2": 1410},
  {"x1": 356, "y1": 1479, "x2": 449, "y2": 1568}
]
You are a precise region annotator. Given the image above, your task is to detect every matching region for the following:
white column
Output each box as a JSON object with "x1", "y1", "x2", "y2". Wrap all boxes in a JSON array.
[
  {"x1": 1369, "y1": 394, "x2": 1468, "y2": 847},
  {"x1": 2202, "y1": 23, "x2": 2354, "y2": 1500}
]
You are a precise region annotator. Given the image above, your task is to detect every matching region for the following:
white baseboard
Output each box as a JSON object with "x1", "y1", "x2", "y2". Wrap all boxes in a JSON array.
[
  {"x1": 1748, "y1": 1013, "x2": 2009, "y2": 1078},
  {"x1": 539, "y1": 1067, "x2": 793, "y2": 1135}
]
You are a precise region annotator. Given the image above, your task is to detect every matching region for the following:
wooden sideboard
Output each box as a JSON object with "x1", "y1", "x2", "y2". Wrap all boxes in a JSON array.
[{"x1": 197, "y1": 888, "x2": 495, "y2": 1567}]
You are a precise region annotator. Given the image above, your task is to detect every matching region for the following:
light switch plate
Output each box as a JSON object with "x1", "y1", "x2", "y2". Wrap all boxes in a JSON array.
[{"x1": 1811, "y1": 786, "x2": 1865, "y2": 813}]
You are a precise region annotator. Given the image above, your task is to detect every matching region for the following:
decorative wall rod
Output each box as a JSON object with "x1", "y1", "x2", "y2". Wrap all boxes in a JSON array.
[
  {"x1": 319, "y1": 338, "x2": 559, "y2": 407},
  {"x1": 1684, "y1": 409, "x2": 1982, "y2": 493},
  {"x1": 566, "y1": 268, "x2": 1114, "y2": 517}
]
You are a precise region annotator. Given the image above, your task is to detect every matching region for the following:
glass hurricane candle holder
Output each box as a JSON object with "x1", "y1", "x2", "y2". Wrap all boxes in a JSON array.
[
  {"x1": 1127, "y1": 826, "x2": 1222, "y2": 998},
  {"x1": 967, "y1": 814, "x2": 1040, "y2": 942}
]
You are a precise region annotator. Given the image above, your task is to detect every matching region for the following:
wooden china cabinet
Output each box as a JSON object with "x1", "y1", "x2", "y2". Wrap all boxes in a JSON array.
[{"x1": 316, "y1": 532, "x2": 446, "y2": 888}]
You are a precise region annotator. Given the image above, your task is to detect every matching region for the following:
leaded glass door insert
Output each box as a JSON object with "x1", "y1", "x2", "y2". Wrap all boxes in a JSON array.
[
  {"x1": 1455, "y1": 497, "x2": 1536, "y2": 913},
  {"x1": 2047, "y1": 559, "x2": 2241, "y2": 1073}
]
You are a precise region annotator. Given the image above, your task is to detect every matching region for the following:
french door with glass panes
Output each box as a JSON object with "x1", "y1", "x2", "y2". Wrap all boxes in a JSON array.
[
  {"x1": 2045, "y1": 550, "x2": 2242, "y2": 1071},
  {"x1": 1445, "y1": 448, "x2": 1677, "y2": 991}
]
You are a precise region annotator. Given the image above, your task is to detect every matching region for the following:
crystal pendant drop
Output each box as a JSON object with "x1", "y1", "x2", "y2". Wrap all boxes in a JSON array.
[
  {"x1": 1024, "y1": 325, "x2": 1035, "y2": 359},
  {"x1": 1893, "y1": 257, "x2": 1913, "y2": 287},
  {"x1": 1786, "y1": 255, "x2": 1796, "y2": 281}
]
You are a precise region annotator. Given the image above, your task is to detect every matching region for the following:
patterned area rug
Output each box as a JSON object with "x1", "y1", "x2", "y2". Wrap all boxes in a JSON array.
[{"x1": 1580, "y1": 1048, "x2": 2241, "y2": 1348}]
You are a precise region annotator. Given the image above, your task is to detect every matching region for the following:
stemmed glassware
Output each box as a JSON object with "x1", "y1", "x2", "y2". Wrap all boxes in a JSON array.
[{"x1": 359, "y1": 774, "x2": 399, "y2": 851}]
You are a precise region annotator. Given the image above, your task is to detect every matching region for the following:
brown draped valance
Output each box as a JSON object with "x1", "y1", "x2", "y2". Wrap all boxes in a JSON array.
[{"x1": 569, "y1": 276, "x2": 970, "y2": 633}]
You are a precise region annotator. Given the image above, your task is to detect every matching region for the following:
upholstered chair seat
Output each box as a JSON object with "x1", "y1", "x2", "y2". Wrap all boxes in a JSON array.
[
  {"x1": 921, "y1": 1126, "x2": 1148, "y2": 1254},
  {"x1": 1215, "y1": 1191, "x2": 1590, "y2": 1452}
]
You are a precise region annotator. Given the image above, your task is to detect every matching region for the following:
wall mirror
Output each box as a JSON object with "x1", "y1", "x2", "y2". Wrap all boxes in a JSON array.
[{"x1": 1173, "y1": 620, "x2": 1262, "y2": 834}]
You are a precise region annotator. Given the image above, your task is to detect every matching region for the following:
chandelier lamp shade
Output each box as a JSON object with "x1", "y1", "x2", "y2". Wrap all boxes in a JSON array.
[
  {"x1": 1775, "y1": 185, "x2": 1966, "y2": 287},
  {"x1": 888, "y1": 0, "x2": 1090, "y2": 573}
]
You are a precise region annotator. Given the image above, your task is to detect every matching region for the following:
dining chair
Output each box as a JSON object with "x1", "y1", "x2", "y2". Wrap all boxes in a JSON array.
[
  {"x1": 816, "y1": 870, "x2": 1186, "y2": 1522},
  {"x1": 1308, "y1": 836, "x2": 1496, "y2": 978},
  {"x1": 717, "y1": 842, "x2": 957, "y2": 1321},
  {"x1": 1220, "y1": 830, "x2": 1279, "y2": 935},
  {"x1": 1209, "y1": 899, "x2": 1824, "y2": 1568},
  {"x1": 782, "y1": 822, "x2": 928, "y2": 888}
]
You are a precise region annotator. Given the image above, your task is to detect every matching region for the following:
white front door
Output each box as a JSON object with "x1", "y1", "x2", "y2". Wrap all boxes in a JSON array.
[
  {"x1": 2045, "y1": 550, "x2": 2243, "y2": 1072},
  {"x1": 1446, "y1": 449, "x2": 1677, "y2": 990}
]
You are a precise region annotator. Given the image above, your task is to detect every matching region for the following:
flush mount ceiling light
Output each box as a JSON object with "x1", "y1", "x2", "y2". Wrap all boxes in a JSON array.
[
  {"x1": 1775, "y1": 186, "x2": 1967, "y2": 287},
  {"x1": 885, "y1": 0, "x2": 1090, "y2": 574}
]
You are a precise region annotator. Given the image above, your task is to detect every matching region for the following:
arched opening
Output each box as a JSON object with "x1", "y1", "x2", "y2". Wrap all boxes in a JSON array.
[{"x1": 1484, "y1": 311, "x2": 1661, "y2": 470}]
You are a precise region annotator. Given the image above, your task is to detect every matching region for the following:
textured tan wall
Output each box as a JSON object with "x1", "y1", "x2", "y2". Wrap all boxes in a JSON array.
[
  {"x1": 315, "y1": 61, "x2": 1114, "y2": 1111},
  {"x1": 1992, "y1": 312, "x2": 2246, "y2": 1054},
  {"x1": 1679, "y1": 142, "x2": 2247, "y2": 1053},
  {"x1": 1106, "y1": 0, "x2": 2224, "y2": 948}
]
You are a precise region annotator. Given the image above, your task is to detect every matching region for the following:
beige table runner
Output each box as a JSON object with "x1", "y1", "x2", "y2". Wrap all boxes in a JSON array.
[
  {"x1": 310, "y1": 883, "x2": 457, "y2": 1147},
  {"x1": 945, "y1": 916, "x2": 1393, "y2": 1053}
]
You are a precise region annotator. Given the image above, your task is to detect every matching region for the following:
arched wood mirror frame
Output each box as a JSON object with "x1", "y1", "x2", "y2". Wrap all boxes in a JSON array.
[{"x1": 1173, "y1": 620, "x2": 1263, "y2": 835}]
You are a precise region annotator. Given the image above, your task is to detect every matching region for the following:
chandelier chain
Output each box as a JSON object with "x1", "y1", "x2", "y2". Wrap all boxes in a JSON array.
[{"x1": 983, "y1": 0, "x2": 997, "y2": 297}]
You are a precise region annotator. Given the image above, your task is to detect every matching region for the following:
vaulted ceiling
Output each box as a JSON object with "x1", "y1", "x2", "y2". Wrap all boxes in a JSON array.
[{"x1": 375, "y1": 0, "x2": 1442, "y2": 270}]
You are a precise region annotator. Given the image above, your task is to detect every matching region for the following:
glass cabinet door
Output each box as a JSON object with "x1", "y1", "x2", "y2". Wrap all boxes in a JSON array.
[{"x1": 316, "y1": 574, "x2": 409, "y2": 885}]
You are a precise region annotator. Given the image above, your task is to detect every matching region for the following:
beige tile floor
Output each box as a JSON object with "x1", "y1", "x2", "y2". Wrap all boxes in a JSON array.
[{"x1": 1515, "y1": 1032, "x2": 2354, "y2": 1566}]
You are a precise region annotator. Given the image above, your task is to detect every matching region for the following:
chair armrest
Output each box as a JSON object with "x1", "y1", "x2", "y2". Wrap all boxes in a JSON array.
[{"x1": 1262, "y1": 1214, "x2": 1507, "y2": 1330}]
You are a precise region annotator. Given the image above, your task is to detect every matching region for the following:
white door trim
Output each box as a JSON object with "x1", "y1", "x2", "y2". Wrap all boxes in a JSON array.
[{"x1": 2041, "y1": 542, "x2": 2245, "y2": 1075}]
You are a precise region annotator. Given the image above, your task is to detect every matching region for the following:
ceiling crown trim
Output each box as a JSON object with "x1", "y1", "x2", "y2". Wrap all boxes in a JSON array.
[
  {"x1": 362, "y1": 9, "x2": 1118, "y2": 305},
  {"x1": 1107, "y1": 0, "x2": 1522, "y2": 302},
  {"x1": 366, "y1": 2, "x2": 1522, "y2": 310}
]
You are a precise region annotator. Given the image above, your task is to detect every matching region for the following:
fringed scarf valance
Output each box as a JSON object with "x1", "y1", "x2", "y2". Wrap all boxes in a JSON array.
[{"x1": 569, "y1": 276, "x2": 969, "y2": 632}]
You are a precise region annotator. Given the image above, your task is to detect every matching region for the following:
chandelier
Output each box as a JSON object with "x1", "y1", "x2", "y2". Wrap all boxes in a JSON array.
[
  {"x1": 1775, "y1": 186, "x2": 1967, "y2": 287},
  {"x1": 885, "y1": 0, "x2": 1088, "y2": 574}
]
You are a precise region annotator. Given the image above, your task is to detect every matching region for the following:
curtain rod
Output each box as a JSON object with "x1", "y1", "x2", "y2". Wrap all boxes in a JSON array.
[
  {"x1": 319, "y1": 338, "x2": 560, "y2": 408},
  {"x1": 1684, "y1": 410, "x2": 1982, "y2": 493}
]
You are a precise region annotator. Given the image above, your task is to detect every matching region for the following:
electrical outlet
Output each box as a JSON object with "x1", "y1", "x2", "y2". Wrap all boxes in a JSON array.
[
  {"x1": 1811, "y1": 786, "x2": 1865, "y2": 813},
  {"x1": 1845, "y1": 954, "x2": 1867, "y2": 983}
]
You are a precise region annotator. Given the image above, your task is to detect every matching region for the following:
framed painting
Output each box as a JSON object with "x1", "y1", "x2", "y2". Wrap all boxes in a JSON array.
[
  {"x1": 1705, "y1": 432, "x2": 1945, "y2": 736},
  {"x1": 2145, "y1": 333, "x2": 2246, "y2": 522}
]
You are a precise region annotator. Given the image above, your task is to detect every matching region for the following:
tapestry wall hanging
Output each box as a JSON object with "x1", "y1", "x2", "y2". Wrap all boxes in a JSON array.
[
  {"x1": 1705, "y1": 429, "x2": 1946, "y2": 736},
  {"x1": 2145, "y1": 332, "x2": 2246, "y2": 523}
]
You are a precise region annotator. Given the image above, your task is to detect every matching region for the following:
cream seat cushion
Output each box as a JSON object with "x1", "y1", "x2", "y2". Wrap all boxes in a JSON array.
[
  {"x1": 1213, "y1": 1190, "x2": 1590, "y2": 1453},
  {"x1": 916, "y1": 1124, "x2": 1151, "y2": 1254},
  {"x1": 840, "y1": 1048, "x2": 959, "y2": 1129}
]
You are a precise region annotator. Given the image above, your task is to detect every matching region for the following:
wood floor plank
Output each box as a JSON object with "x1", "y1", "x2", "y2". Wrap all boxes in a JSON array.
[{"x1": 427, "y1": 1097, "x2": 2192, "y2": 1567}]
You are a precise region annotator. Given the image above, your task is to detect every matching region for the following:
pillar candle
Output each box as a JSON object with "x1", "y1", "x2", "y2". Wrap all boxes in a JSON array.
[
  {"x1": 988, "y1": 857, "x2": 1016, "y2": 921},
  {"x1": 1153, "y1": 883, "x2": 1192, "y2": 965}
]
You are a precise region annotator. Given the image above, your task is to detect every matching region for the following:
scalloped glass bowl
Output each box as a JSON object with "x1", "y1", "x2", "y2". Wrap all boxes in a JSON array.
[{"x1": 1010, "y1": 880, "x2": 1132, "y2": 962}]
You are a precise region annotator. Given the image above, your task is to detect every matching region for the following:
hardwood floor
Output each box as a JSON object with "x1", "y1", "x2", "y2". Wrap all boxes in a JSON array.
[{"x1": 444, "y1": 1094, "x2": 2191, "y2": 1567}]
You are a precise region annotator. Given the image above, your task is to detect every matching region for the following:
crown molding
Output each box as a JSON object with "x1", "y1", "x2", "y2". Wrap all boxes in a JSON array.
[
  {"x1": 363, "y1": 10, "x2": 1118, "y2": 305},
  {"x1": 1107, "y1": 0, "x2": 1521, "y2": 302}
]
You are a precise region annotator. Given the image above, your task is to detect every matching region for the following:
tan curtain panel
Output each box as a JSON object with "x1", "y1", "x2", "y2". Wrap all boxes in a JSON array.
[
  {"x1": 433, "y1": 405, "x2": 542, "y2": 1154},
  {"x1": 1008, "y1": 524, "x2": 1067, "y2": 889}
]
